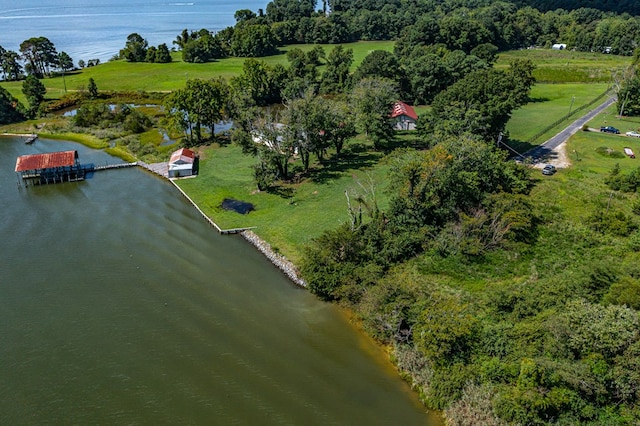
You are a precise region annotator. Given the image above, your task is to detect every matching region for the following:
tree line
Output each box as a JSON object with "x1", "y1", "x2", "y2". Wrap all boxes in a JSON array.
[{"x1": 155, "y1": 0, "x2": 640, "y2": 64}]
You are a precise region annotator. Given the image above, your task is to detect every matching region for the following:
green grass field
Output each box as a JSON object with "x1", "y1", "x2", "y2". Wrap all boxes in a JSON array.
[
  {"x1": 175, "y1": 142, "x2": 389, "y2": 263},
  {"x1": 506, "y1": 82, "x2": 611, "y2": 152},
  {"x1": 496, "y1": 48, "x2": 631, "y2": 83},
  {"x1": 0, "y1": 41, "x2": 395, "y2": 104},
  {"x1": 529, "y1": 106, "x2": 640, "y2": 219}
]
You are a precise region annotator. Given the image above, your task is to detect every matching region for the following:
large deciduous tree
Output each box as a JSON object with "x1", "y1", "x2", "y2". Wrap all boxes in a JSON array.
[
  {"x1": 0, "y1": 85, "x2": 24, "y2": 124},
  {"x1": 1, "y1": 49, "x2": 23, "y2": 81},
  {"x1": 350, "y1": 77, "x2": 397, "y2": 151},
  {"x1": 320, "y1": 45, "x2": 353, "y2": 94},
  {"x1": 617, "y1": 72, "x2": 640, "y2": 116},
  {"x1": 285, "y1": 90, "x2": 333, "y2": 170},
  {"x1": 22, "y1": 74, "x2": 46, "y2": 117},
  {"x1": 120, "y1": 33, "x2": 148, "y2": 62},
  {"x1": 425, "y1": 59, "x2": 535, "y2": 140},
  {"x1": 164, "y1": 78, "x2": 229, "y2": 145},
  {"x1": 231, "y1": 24, "x2": 277, "y2": 57},
  {"x1": 20, "y1": 36, "x2": 58, "y2": 78},
  {"x1": 230, "y1": 59, "x2": 286, "y2": 106}
]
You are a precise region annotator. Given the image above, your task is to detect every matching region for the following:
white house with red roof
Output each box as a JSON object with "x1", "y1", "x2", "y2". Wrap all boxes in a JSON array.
[
  {"x1": 390, "y1": 101, "x2": 418, "y2": 131},
  {"x1": 168, "y1": 147, "x2": 196, "y2": 178}
]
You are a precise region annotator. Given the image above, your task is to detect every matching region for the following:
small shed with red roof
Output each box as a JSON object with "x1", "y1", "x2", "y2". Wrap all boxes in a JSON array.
[
  {"x1": 390, "y1": 101, "x2": 418, "y2": 131},
  {"x1": 168, "y1": 147, "x2": 197, "y2": 178}
]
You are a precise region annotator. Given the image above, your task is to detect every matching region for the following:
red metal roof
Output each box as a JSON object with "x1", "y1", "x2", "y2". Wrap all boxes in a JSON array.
[
  {"x1": 169, "y1": 148, "x2": 196, "y2": 164},
  {"x1": 390, "y1": 101, "x2": 418, "y2": 121},
  {"x1": 15, "y1": 151, "x2": 78, "y2": 172}
]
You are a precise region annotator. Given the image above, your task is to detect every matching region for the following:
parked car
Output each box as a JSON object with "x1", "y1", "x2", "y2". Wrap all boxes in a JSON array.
[
  {"x1": 542, "y1": 164, "x2": 556, "y2": 175},
  {"x1": 626, "y1": 130, "x2": 640, "y2": 138},
  {"x1": 601, "y1": 126, "x2": 620, "y2": 134}
]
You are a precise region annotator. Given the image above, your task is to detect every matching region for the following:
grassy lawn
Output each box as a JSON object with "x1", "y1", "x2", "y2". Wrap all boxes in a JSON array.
[
  {"x1": 506, "y1": 82, "x2": 611, "y2": 152},
  {"x1": 0, "y1": 41, "x2": 395, "y2": 104},
  {"x1": 175, "y1": 142, "x2": 389, "y2": 264},
  {"x1": 496, "y1": 48, "x2": 631, "y2": 83},
  {"x1": 530, "y1": 109, "x2": 640, "y2": 222}
]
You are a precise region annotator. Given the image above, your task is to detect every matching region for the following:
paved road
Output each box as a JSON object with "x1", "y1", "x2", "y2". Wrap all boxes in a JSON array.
[{"x1": 524, "y1": 95, "x2": 617, "y2": 163}]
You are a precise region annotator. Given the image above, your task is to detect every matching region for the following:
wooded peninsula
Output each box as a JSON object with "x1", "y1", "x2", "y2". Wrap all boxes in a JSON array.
[{"x1": 2, "y1": 0, "x2": 640, "y2": 424}]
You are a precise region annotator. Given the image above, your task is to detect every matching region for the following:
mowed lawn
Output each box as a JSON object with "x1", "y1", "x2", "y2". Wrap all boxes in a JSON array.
[
  {"x1": 0, "y1": 41, "x2": 395, "y2": 104},
  {"x1": 506, "y1": 82, "x2": 611, "y2": 146},
  {"x1": 175, "y1": 143, "x2": 389, "y2": 264}
]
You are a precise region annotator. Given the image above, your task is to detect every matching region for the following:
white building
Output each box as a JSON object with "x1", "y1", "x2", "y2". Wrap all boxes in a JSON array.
[{"x1": 168, "y1": 148, "x2": 196, "y2": 178}]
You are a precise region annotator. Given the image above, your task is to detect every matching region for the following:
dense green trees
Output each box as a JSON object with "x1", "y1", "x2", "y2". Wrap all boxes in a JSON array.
[
  {"x1": 230, "y1": 59, "x2": 287, "y2": 106},
  {"x1": 422, "y1": 59, "x2": 536, "y2": 140},
  {"x1": 21, "y1": 74, "x2": 46, "y2": 117},
  {"x1": 319, "y1": 45, "x2": 353, "y2": 94},
  {"x1": 618, "y1": 72, "x2": 640, "y2": 117},
  {"x1": 0, "y1": 86, "x2": 23, "y2": 124},
  {"x1": 0, "y1": 49, "x2": 22, "y2": 81},
  {"x1": 164, "y1": 78, "x2": 230, "y2": 145},
  {"x1": 120, "y1": 34, "x2": 173, "y2": 63},
  {"x1": 231, "y1": 24, "x2": 278, "y2": 57},
  {"x1": 119, "y1": 33, "x2": 148, "y2": 62},
  {"x1": 350, "y1": 77, "x2": 397, "y2": 151},
  {"x1": 19, "y1": 37, "x2": 58, "y2": 78}
]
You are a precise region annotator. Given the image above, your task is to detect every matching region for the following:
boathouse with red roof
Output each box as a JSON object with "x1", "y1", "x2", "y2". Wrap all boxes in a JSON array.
[{"x1": 15, "y1": 150, "x2": 87, "y2": 185}]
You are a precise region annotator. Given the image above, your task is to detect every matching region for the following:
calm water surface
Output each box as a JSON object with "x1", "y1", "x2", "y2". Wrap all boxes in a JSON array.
[
  {"x1": 0, "y1": 137, "x2": 439, "y2": 425},
  {"x1": 0, "y1": 0, "x2": 269, "y2": 63}
]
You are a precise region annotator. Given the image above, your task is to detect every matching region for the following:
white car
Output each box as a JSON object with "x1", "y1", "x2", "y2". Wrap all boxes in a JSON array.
[{"x1": 626, "y1": 131, "x2": 640, "y2": 138}]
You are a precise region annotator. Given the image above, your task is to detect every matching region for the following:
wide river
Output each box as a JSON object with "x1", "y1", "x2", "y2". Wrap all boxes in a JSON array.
[
  {"x1": 0, "y1": 0, "x2": 270, "y2": 63},
  {"x1": 0, "y1": 137, "x2": 439, "y2": 425}
]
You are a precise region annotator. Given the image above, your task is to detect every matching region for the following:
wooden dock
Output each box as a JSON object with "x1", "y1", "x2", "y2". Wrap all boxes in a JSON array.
[
  {"x1": 138, "y1": 161, "x2": 169, "y2": 178},
  {"x1": 94, "y1": 162, "x2": 138, "y2": 171}
]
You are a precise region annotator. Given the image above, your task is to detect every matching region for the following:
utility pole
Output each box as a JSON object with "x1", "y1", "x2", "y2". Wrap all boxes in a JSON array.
[{"x1": 568, "y1": 95, "x2": 575, "y2": 115}]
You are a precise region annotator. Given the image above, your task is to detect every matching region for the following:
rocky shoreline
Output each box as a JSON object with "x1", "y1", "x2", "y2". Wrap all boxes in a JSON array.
[{"x1": 241, "y1": 230, "x2": 307, "y2": 288}]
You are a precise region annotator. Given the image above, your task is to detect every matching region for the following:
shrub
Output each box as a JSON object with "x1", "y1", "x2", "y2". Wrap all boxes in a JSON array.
[{"x1": 445, "y1": 383, "x2": 507, "y2": 426}]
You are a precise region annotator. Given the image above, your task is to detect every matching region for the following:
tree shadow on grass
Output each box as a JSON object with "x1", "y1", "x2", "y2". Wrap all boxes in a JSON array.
[
  {"x1": 504, "y1": 138, "x2": 538, "y2": 158},
  {"x1": 309, "y1": 150, "x2": 383, "y2": 184},
  {"x1": 528, "y1": 97, "x2": 551, "y2": 103},
  {"x1": 265, "y1": 184, "x2": 295, "y2": 199}
]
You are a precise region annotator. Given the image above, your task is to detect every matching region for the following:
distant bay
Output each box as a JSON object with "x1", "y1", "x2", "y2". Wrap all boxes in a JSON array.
[{"x1": 0, "y1": 0, "x2": 269, "y2": 64}]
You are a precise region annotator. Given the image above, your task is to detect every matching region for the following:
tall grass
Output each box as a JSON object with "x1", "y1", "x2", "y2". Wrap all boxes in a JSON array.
[{"x1": 496, "y1": 48, "x2": 631, "y2": 83}]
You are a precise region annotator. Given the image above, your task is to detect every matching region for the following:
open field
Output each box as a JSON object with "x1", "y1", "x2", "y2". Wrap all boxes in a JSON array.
[
  {"x1": 506, "y1": 83, "x2": 611, "y2": 152},
  {"x1": 530, "y1": 106, "x2": 640, "y2": 219},
  {"x1": 496, "y1": 48, "x2": 631, "y2": 83},
  {"x1": 0, "y1": 41, "x2": 395, "y2": 104}
]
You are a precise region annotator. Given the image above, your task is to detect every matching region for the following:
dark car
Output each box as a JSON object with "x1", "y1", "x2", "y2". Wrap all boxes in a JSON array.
[
  {"x1": 542, "y1": 164, "x2": 556, "y2": 175},
  {"x1": 601, "y1": 126, "x2": 620, "y2": 134}
]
